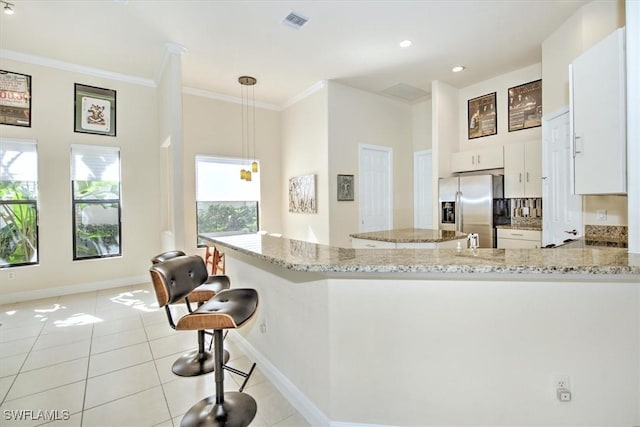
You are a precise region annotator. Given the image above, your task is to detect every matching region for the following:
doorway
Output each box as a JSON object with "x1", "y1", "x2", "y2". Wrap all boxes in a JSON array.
[
  {"x1": 359, "y1": 144, "x2": 392, "y2": 232},
  {"x1": 413, "y1": 150, "x2": 433, "y2": 228}
]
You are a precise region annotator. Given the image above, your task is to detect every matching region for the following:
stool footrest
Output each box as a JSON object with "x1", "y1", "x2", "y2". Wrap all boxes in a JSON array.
[{"x1": 223, "y1": 362, "x2": 256, "y2": 393}]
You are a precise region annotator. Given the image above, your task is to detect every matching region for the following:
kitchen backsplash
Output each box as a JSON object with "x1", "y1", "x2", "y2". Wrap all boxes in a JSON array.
[
  {"x1": 584, "y1": 225, "x2": 628, "y2": 247},
  {"x1": 509, "y1": 198, "x2": 542, "y2": 228}
]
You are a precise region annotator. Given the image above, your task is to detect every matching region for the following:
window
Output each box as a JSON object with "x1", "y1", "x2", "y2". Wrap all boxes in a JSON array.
[
  {"x1": 0, "y1": 139, "x2": 38, "y2": 268},
  {"x1": 196, "y1": 156, "x2": 260, "y2": 246},
  {"x1": 71, "y1": 145, "x2": 121, "y2": 260}
]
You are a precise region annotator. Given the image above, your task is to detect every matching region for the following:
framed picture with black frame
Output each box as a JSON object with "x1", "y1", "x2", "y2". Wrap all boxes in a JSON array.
[
  {"x1": 467, "y1": 92, "x2": 497, "y2": 140},
  {"x1": 74, "y1": 83, "x2": 116, "y2": 136},
  {"x1": 0, "y1": 70, "x2": 32, "y2": 127},
  {"x1": 508, "y1": 79, "x2": 542, "y2": 132}
]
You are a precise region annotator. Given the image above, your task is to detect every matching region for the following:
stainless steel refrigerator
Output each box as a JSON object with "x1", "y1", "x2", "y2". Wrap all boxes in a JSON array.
[{"x1": 438, "y1": 174, "x2": 507, "y2": 248}]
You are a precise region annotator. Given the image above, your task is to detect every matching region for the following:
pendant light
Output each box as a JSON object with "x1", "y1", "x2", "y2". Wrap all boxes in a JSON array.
[{"x1": 239, "y1": 75, "x2": 258, "y2": 180}]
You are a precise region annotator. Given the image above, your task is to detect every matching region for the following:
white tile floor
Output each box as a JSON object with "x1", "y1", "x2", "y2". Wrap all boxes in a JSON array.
[{"x1": 0, "y1": 283, "x2": 310, "y2": 427}]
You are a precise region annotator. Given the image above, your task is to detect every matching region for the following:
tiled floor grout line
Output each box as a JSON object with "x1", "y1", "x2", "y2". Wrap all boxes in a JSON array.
[
  {"x1": 79, "y1": 290, "x2": 99, "y2": 427},
  {"x1": 143, "y1": 304, "x2": 177, "y2": 427},
  {"x1": 0, "y1": 318, "x2": 45, "y2": 407}
]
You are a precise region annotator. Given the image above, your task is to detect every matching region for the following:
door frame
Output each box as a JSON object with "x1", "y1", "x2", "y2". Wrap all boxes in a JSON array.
[{"x1": 358, "y1": 144, "x2": 393, "y2": 232}]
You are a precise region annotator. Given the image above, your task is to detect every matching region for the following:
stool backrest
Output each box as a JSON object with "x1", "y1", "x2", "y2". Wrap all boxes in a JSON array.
[
  {"x1": 150, "y1": 250, "x2": 186, "y2": 264},
  {"x1": 149, "y1": 255, "x2": 209, "y2": 307}
]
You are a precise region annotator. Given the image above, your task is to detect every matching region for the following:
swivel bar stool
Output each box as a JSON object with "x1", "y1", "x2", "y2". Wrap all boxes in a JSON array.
[
  {"x1": 150, "y1": 253, "x2": 231, "y2": 377},
  {"x1": 150, "y1": 255, "x2": 259, "y2": 427}
]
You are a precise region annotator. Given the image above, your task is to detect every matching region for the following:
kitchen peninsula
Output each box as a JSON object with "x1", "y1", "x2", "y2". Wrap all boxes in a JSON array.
[{"x1": 200, "y1": 233, "x2": 640, "y2": 426}]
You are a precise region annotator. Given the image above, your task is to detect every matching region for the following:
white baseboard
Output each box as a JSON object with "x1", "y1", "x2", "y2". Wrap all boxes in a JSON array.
[
  {"x1": 0, "y1": 275, "x2": 149, "y2": 305},
  {"x1": 228, "y1": 332, "x2": 332, "y2": 427},
  {"x1": 228, "y1": 332, "x2": 391, "y2": 427}
]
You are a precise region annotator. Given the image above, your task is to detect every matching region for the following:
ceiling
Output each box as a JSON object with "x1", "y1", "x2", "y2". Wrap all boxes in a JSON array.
[{"x1": 0, "y1": 0, "x2": 589, "y2": 108}]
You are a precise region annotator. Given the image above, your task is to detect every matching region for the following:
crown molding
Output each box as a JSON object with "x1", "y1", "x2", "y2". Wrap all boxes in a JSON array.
[
  {"x1": 182, "y1": 86, "x2": 282, "y2": 111},
  {"x1": 0, "y1": 49, "x2": 156, "y2": 87},
  {"x1": 281, "y1": 80, "x2": 327, "y2": 110}
]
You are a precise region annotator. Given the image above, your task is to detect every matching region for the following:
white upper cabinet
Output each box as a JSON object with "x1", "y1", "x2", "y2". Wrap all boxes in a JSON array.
[
  {"x1": 504, "y1": 141, "x2": 542, "y2": 198},
  {"x1": 569, "y1": 27, "x2": 627, "y2": 195},
  {"x1": 451, "y1": 146, "x2": 503, "y2": 173}
]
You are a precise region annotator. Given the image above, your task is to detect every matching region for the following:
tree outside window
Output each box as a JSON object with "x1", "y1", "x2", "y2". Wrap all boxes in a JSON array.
[
  {"x1": 196, "y1": 156, "x2": 260, "y2": 246},
  {"x1": 0, "y1": 139, "x2": 38, "y2": 268},
  {"x1": 71, "y1": 145, "x2": 121, "y2": 260}
]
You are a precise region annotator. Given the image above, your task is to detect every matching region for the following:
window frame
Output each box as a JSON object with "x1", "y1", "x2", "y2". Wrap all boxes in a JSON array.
[
  {"x1": 71, "y1": 145, "x2": 122, "y2": 261},
  {"x1": 0, "y1": 138, "x2": 39, "y2": 268},
  {"x1": 195, "y1": 155, "x2": 260, "y2": 247}
]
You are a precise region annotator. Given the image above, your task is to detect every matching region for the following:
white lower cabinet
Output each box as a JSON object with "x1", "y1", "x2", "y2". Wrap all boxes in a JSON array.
[
  {"x1": 497, "y1": 229, "x2": 541, "y2": 249},
  {"x1": 351, "y1": 238, "x2": 397, "y2": 249},
  {"x1": 352, "y1": 238, "x2": 467, "y2": 249}
]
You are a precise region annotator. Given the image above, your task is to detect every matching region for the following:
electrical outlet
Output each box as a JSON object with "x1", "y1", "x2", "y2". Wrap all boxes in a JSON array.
[
  {"x1": 7, "y1": 271, "x2": 15, "y2": 280},
  {"x1": 555, "y1": 376, "x2": 571, "y2": 402},
  {"x1": 555, "y1": 376, "x2": 570, "y2": 389},
  {"x1": 557, "y1": 388, "x2": 572, "y2": 401},
  {"x1": 259, "y1": 320, "x2": 267, "y2": 334},
  {"x1": 597, "y1": 209, "x2": 607, "y2": 221}
]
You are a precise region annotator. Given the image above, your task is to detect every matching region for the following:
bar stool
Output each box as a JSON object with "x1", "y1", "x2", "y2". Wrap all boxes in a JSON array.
[
  {"x1": 149, "y1": 256, "x2": 258, "y2": 427},
  {"x1": 150, "y1": 253, "x2": 231, "y2": 377}
]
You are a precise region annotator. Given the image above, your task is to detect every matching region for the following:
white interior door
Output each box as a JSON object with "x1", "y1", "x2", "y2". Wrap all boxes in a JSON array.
[
  {"x1": 414, "y1": 150, "x2": 433, "y2": 228},
  {"x1": 359, "y1": 144, "x2": 392, "y2": 232},
  {"x1": 542, "y1": 106, "x2": 583, "y2": 246}
]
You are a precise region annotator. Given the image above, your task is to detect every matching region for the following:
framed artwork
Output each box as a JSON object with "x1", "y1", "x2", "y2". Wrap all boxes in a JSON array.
[
  {"x1": 508, "y1": 79, "x2": 542, "y2": 132},
  {"x1": 0, "y1": 70, "x2": 32, "y2": 127},
  {"x1": 289, "y1": 174, "x2": 316, "y2": 213},
  {"x1": 337, "y1": 174, "x2": 354, "y2": 201},
  {"x1": 74, "y1": 83, "x2": 116, "y2": 136},
  {"x1": 468, "y1": 92, "x2": 497, "y2": 139}
]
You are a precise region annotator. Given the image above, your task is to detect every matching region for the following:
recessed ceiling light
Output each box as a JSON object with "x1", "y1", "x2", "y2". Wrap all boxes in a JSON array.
[
  {"x1": 452, "y1": 65, "x2": 466, "y2": 73},
  {"x1": 399, "y1": 40, "x2": 412, "y2": 48}
]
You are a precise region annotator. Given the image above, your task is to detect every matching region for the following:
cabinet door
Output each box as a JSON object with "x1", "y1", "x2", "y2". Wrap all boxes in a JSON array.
[
  {"x1": 476, "y1": 146, "x2": 504, "y2": 170},
  {"x1": 452, "y1": 146, "x2": 504, "y2": 173},
  {"x1": 570, "y1": 28, "x2": 626, "y2": 195},
  {"x1": 451, "y1": 151, "x2": 476, "y2": 172},
  {"x1": 504, "y1": 144, "x2": 525, "y2": 198},
  {"x1": 497, "y1": 238, "x2": 540, "y2": 249},
  {"x1": 524, "y1": 141, "x2": 542, "y2": 197}
]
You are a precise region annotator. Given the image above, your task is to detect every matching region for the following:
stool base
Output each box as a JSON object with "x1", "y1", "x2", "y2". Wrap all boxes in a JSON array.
[
  {"x1": 180, "y1": 391, "x2": 257, "y2": 427},
  {"x1": 172, "y1": 349, "x2": 230, "y2": 377}
]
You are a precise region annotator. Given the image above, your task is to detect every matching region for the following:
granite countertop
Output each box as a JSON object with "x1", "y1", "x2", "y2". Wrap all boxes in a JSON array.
[
  {"x1": 349, "y1": 228, "x2": 467, "y2": 243},
  {"x1": 200, "y1": 233, "x2": 640, "y2": 277}
]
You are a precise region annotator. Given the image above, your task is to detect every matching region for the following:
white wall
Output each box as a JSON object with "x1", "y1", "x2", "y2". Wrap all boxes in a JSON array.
[
  {"x1": 281, "y1": 86, "x2": 330, "y2": 243},
  {"x1": 0, "y1": 59, "x2": 160, "y2": 301},
  {"x1": 412, "y1": 99, "x2": 432, "y2": 152},
  {"x1": 457, "y1": 63, "x2": 542, "y2": 152},
  {"x1": 181, "y1": 93, "x2": 282, "y2": 251},
  {"x1": 327, "y1": 81, "x2": 413, "y2": 247}
]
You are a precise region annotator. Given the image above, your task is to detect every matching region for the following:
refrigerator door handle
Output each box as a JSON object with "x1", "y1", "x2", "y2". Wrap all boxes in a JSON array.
[{"x1": 455, "y1": 191, "x2": 462, "y2": 232}]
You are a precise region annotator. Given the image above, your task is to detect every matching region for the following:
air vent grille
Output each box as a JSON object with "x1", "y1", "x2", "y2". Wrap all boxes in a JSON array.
[{"x1": 282, "y1": 11, "x2": 309, "y2": 29}]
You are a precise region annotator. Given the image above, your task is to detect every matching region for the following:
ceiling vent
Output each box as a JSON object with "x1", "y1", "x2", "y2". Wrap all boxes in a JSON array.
[
  {"x1": 282, "y1": 11, "x2": 309, "y2": 30},
  {"x1": 381, "y1": 83, "x2": 430, "y2": 102}
]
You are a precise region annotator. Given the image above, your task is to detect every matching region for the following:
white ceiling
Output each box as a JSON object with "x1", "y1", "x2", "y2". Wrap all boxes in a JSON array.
[{"x1": 0, "y1": 0, "x2": 588, "y2": 108}]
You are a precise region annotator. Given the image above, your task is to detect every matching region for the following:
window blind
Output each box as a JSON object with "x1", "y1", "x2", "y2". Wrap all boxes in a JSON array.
[{"x1": 71, "y1": 144, "x2": 120, "y2": 181}]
